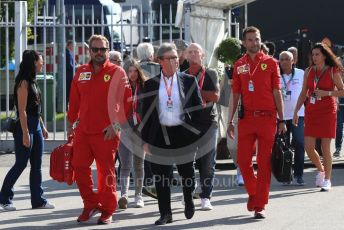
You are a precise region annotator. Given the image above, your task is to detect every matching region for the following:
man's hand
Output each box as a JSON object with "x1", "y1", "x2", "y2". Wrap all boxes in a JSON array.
[
  {"x1": 227, "y1": 123, "x2": 235, "y2": 139},
  {"x1": 103, "y1": 124, "x2": 119, "y2": 140},
  {"x1": 67, "y1": 123, "x2": 73, "y2": 137},
  {"x1": 278, "y1": 122, "x2": 287, "y2": 134},
  {"x1": 143, "y1": 143, "x2": 150, "y2": 154}
]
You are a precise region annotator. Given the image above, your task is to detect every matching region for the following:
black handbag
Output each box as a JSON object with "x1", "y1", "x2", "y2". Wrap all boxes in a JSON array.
[
  {"x1": 238, "y1": 96, "x2": 244, "y2": 119},
  {"x1": 1, "y1": 107, "x2": 18, "y2": 133},
  {"x1": 271, "y1": 134, "x2": 294, "y2": 183}
]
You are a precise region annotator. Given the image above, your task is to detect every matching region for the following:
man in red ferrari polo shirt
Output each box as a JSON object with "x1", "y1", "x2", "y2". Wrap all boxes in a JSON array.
[
  {"x1": 67, "y1": 35, "x2": 131, "y2": 225},
  {"x1": 227, "y1": 26, "x2": 286, "y2": 219}
]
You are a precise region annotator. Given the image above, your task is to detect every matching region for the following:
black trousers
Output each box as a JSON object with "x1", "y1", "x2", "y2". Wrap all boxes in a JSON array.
[{"x1": 150, "y1": 125, "x2": 197, "y2": 216}]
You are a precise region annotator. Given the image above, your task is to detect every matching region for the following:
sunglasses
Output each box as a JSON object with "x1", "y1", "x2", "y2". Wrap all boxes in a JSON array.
[{"x1": 91, "y1": 47, "x2": 109, "y2": 53}]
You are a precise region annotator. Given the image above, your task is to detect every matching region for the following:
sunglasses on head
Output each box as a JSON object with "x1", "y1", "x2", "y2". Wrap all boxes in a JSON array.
[{"x1": 91, "y1": 47, "x2": 109, "y2": 53}]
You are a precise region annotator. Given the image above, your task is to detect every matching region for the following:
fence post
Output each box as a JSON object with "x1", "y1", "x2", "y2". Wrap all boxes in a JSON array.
[
  {"x1": 184, "y1": 3, "x2": 191, "y2": 43},
  {"x1": 14, "y1": 1, "x2": 27, "y2": 77}
]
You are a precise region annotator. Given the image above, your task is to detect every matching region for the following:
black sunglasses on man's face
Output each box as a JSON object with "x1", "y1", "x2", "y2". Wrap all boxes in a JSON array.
[{"x1": 91, "y1": 47, "x2": 109, "y2": 53}]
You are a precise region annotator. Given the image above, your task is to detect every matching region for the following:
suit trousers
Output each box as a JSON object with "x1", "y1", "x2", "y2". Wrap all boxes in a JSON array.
[
  {"x1": 237, "y1": 115, "x2": 276, "y2": 210},
  {"x1": 150, "y1": 125, "x2": 196, "y2": 216}
]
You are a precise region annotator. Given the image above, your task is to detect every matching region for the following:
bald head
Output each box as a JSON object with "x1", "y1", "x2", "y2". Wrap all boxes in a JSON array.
[{"x1": 186, "y1": 43, "x2": 204, "y2": 66}]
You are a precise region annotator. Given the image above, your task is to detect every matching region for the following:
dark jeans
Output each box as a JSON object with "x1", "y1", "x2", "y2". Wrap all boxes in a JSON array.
[
  {"x1": 195, "y1": 124, "x2": 217, "y2": 199},
  {"x1": 335, "y1": 101, "x2": 344, "y2": 150},
  {"x1": 285, "y1": 118, "x2": 305, "y2": 178},
  {"x1": 0, "y1": 116, "x2": 46, "y2": 208}
]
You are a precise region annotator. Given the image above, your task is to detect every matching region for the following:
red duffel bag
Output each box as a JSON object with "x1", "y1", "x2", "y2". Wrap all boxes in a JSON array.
[{"x1": 50, "y1": 136, "x2": 75, "y2": 185}]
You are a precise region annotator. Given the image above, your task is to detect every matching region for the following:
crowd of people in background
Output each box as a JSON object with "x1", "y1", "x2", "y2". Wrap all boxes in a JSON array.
[{"x1": 1, "y1": 25, "x2": 344, "y2": 226}]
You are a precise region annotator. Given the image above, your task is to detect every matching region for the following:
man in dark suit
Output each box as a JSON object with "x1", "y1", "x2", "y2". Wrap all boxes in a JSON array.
[{"x1": 140, "y1": 43, "x2": 203, "y2": 225}]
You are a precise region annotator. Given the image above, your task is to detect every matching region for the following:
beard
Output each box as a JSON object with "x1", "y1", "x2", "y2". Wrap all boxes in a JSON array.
[
  {"x1": 92, "y1": 55, "x2": 106, "y2": 65},
  {"x1": 248, "y1": 45, "x2": 260, "y2": 54}
]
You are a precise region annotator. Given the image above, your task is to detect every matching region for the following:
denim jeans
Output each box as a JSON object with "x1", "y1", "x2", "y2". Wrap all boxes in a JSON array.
[
  {"x1": 335, "y1": 99, "x2": 344, "y2": 150},
  {"x1": 0, "y1": 116, "x2": 46, "y2": 208},
  {"x1": 285, "y1": 118, "x2": 305, "y2": 178},
  {"x1": 196, "y1": 124, "x2": 218, "y2": 199}
]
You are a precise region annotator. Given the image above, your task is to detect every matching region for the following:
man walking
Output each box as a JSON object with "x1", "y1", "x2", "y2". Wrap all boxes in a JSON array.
[
  {"x1": 141, "y1": 43, "x2": 203, "y2": 225},
  {"x1": 227, "y1": 26, "x2": 286, "y2": 219},
  {"x1": 67, "y1": 35, "x2": 131, "y2": 225},
  {"x1": 185, "y1": 43, "x2": 219, "y2": 210}
]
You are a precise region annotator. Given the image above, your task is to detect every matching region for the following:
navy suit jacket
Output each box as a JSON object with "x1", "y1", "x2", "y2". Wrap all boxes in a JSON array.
[{"x1": 140, "y1": 71, "x2": 203, "y2": 146}]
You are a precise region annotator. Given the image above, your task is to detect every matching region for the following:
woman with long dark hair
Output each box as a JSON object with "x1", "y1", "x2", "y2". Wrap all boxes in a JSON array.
[
  {"x1": 0, "y1": 50, "x2": 54, "y2": 211},
  {"x1": 117, "y1": 58, "x2": 147, "y2": 209},
  {"x1": 293, "y1": 43, "x2": 344, "y2": 191}
]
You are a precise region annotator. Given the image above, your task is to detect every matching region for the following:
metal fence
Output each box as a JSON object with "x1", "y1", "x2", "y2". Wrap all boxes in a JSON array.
[{"x1": 0, "y1": 1, "x2": 184, "y2": 151}]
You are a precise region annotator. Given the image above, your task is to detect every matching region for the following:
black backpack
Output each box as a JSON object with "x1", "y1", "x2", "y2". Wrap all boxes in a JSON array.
[{"x1": 271, "y1": 134, "x2": 294, "y2": 183}]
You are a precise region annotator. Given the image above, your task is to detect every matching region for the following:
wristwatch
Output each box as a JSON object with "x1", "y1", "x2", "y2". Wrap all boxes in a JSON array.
[
  {"x1": 278, "y1": 120, "x2": 286, "y2": 124},
  {"x1": 112, "y1": 122, "x2": 121, "y2": 132}
]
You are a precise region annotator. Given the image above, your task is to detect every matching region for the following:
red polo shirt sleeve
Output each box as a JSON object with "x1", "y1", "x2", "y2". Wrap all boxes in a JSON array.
[
  {"x1": 108, "y1": 67, "x2": 132, "y2": 125},
  {"x1": 271, "y1": 58, "x2": 281, "y2": 90}
]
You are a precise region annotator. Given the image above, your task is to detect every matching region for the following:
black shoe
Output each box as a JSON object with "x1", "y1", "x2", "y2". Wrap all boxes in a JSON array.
[
  {"x1": 184, "y1": 199, "x2": 195, "y2": 219},
  {"x1": 333, "y1": 149, "x2": 341, "y2": 157},
  {"x1": 154, "y1": 214, "x2": 173, "y2": 225},
  {"x1": 254, "y1": 209, "x2": 266, "y2": 219},
  {"x1": 142, "y1": 186, "x2": 158, "y2": 199},
  {"x1": 193, "y1": 192, "x2": 200, "y2": 199}
]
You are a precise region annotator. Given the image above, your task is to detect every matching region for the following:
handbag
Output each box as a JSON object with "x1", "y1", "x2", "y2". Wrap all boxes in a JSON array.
[
  {"x1": 50, "y1": 135, "x2": 75, "y2": 185},
  {"x1": 271, "y1": 134, "x2": 294, "y2": 183},
  {"x1": 1, "y1": 107, "x2": 18, "y2": 133}
]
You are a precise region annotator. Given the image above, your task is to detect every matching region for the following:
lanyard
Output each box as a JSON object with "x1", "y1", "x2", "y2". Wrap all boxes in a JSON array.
[
  {"x1": 132, "y1": 83, "x2": 139, "y2": 114},
  {"x1": 281, "y1": 73, "x2": 294, "y2": 91},
  {"x1": 314, "y1": 66, "x2": 328, "y2": 89},
  {"x1": 197, "y1": 67, "x2": 206, "y2": 90},
  {"x1": 246, "y1": 55, "x2": 261, "y2": 81},
  {"x1": 162, "y1": 75, "x2": 174, "y2": 99}
]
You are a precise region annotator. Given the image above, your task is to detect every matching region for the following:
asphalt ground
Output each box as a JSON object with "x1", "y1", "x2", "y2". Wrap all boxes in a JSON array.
[{"x1": 0, "y1": 153, "x2": 343, "y2": 230}]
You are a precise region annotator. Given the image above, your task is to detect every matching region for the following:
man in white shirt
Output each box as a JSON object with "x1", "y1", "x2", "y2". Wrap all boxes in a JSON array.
[
  {"x1": 279, "y1": 51, "x2": 305, "y2": 185},
  {"x1": 141, "y1": 43, "x2": 203, "y2": 225}
]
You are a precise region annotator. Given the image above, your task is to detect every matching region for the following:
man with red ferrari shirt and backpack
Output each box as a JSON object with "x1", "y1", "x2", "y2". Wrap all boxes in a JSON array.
[
  {"x1": 67, "y1": 34, "x2": 131, "y2": 225},
  {"x1": 227, "y1": 26, "x2": 286, "y2": 219}
]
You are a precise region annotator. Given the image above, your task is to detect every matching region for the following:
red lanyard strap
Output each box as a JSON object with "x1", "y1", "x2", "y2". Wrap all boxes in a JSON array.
[
  {"x1": 163, "y1": 75, "x2": 174, "y2": 99},
  {"x1": 196, "y1": 67, "x2": 206, "y2": 90}
]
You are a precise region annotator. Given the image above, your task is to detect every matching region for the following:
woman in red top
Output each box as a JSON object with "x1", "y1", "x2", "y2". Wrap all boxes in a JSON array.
[{"x1": 293, "y1": 43, "x2": 344, "y2": 191}]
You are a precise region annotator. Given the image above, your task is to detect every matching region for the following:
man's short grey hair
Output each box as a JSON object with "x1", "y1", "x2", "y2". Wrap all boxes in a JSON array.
[
  {"x1": 287, "y1": 46, "x2": 298, "y2": 55},
  {"x1": 137, "y1": 42, "x2": 154, "y2": 61},
  {"x1": 109, "y1": 50, "x2": 121, "y2": 60},
  {"x1": 157, "y1": 43, "x2": 177, "y2": 59},
  {"x1": 279, "y1": 51, "x2": 293, "y2": 61}
]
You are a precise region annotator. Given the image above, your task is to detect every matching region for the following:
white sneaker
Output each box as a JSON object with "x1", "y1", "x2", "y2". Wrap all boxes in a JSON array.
[
  {"x1": 133, "y1": 195, "x2": 144, "y2": 208},
  {"x1": 236, "y1": 168, "x2": 244, "y2": 186},
  {"x1": 320, "y1": 179, "x2": 331, "y2": 191},
  {"x1": 0, "y1": 203, "x2": 16, "y2": 211},
  {"x1": 201, "y1": 198, "x2": 213, "y2": 211},
  {"x1": 315, "y1": 171, "x2": 325, "y2": 187},
  {"x1": 35, "y1": 201, "x2": 55, "y2": 209}
]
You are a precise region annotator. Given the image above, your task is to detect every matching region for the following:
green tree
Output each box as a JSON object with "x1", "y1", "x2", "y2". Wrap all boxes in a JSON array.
[{"x1": 0, "y1": 0, "x2": 45, "y2": 67}]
